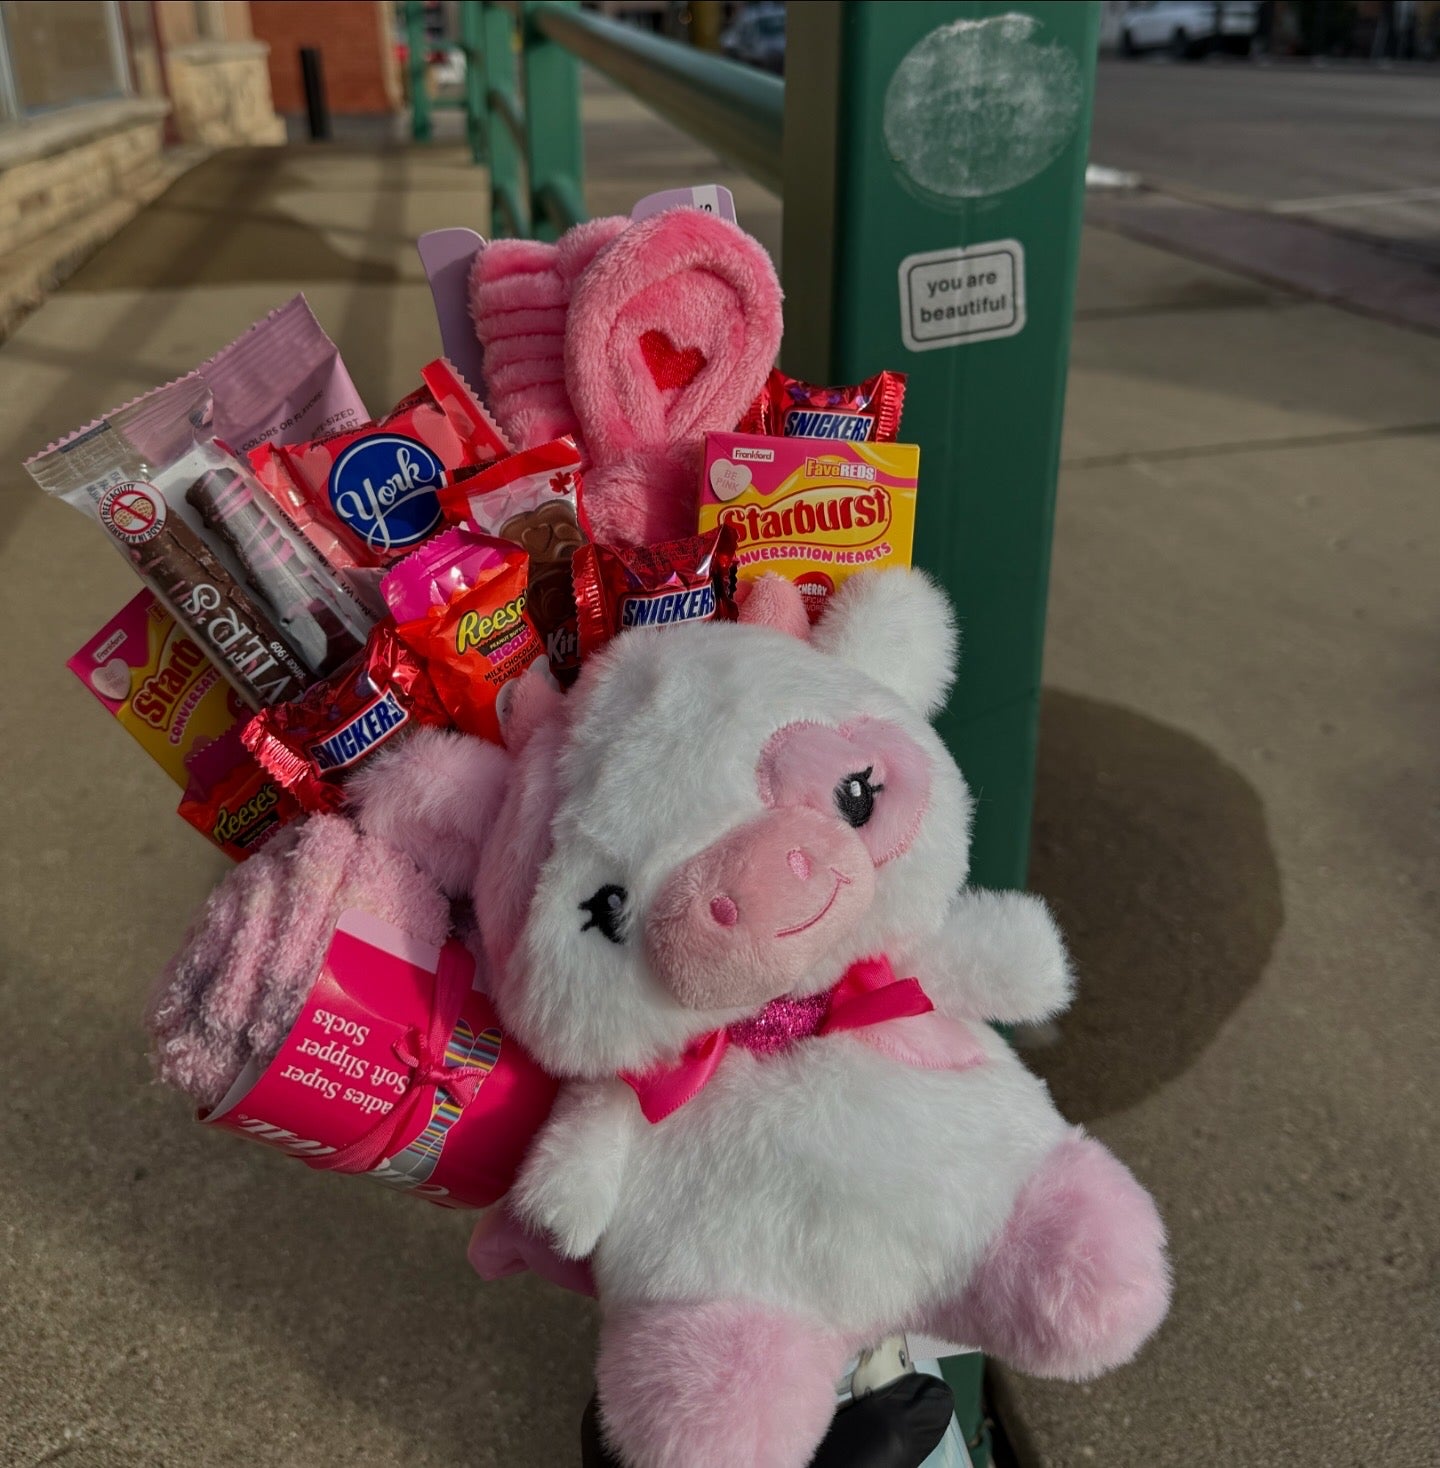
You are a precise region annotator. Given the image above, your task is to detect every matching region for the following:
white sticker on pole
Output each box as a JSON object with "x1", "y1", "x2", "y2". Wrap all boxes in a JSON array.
[{"x1": 898, "y1": 240, "x2": 1026, "y2": 352}]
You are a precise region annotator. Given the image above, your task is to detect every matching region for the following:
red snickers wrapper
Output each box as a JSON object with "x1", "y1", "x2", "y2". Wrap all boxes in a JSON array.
[
  {"x1": 242, "y1": 621, "x2": 451, "y2": 813},
  {"x1": 248, "y1": 359, "x2": 511, "y2": 574},
  {"x1": 738, "y1": 368, "x2": 906, "y2": 443},
  {"x1": 573, "y1": 525, "x2": 739, "y2": 660}
]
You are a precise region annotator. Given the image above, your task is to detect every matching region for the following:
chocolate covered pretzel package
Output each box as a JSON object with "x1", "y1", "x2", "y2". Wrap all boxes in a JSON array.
[{"x1": 28, "y1": 376, "x2": 373, "y2": 709}]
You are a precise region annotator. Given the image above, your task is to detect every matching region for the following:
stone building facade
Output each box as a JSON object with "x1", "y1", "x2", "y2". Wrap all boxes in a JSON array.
[{"x1": 0, "y1": 1, "x2": 289, "y2": 334}]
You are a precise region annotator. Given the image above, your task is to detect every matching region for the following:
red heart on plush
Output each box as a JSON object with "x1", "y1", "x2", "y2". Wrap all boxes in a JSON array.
[{"x1": 640, "y1": 329, "x2": 706, "y2": 391}]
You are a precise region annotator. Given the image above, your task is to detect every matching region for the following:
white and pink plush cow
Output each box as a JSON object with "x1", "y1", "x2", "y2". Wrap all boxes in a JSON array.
[{"x1": 341, "y1": 568, "x2": 1171, "y2": 1468}]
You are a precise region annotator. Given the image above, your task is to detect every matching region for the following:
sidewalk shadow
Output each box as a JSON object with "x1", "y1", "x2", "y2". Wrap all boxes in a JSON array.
[
  {"x1": 1024, "y1": 690, "x2": 1284, "y2": 1121},
  {"x1": 62, "y1": 148, "x2": 406, "y2": 293},
  {"x1": 0, "y1": 148, "x2": 411, "y2": 557},
  {"x1": 0, "y1": 959, "x2": 598, "y2": 1464}
]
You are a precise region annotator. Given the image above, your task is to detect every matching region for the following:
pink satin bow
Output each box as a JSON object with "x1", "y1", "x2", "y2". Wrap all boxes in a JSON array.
[
  {"x1": 621, "y1": 955, "x2": 936, "y2": 1124},
  {"x1": 321, "y1": 939, "x2": 488, "y2": 1175}
]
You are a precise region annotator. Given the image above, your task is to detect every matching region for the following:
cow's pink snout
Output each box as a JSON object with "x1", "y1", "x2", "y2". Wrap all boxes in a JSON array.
[{"x1": 645, "y1": 808, "x2": 875, "y2": 1012}]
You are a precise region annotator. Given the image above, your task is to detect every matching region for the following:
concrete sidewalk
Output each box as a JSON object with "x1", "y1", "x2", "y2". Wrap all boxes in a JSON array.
[{"x1": 2, "y1": 85, "x2": 1436, "y2": 1468}]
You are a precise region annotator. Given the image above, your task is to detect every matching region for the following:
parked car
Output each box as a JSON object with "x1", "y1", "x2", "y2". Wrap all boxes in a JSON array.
[
  {"x1": 720, "y1": 2, "x2": 786, "y2": 74},
  {"x1": 1119, "y1": 1, "x2": 1260, "y2": 58}
]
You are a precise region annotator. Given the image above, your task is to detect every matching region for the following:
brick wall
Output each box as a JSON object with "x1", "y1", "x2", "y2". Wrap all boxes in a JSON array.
[{"x1": 249, "y1": 1, "x2": 399, "y2": 115}]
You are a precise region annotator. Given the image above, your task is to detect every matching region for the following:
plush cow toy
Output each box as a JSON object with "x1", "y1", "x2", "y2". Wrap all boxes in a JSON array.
[{"x1": 345, "y1": 568, "x2": 1172, "y2": 1468}]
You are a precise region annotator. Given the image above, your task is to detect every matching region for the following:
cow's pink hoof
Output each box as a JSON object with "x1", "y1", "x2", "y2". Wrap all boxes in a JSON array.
[
  {"x1": 596, "y1": 1300, "x2": 846, "y2": 1468},
  {"x1": 947, "y1": 1133, "x2": 1171, "y2": 1380}
]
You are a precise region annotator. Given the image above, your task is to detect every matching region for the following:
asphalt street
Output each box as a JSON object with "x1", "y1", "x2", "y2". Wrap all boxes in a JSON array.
[{"x1": 1090, "y1": 57, "x2": 1440, "y2": 257}]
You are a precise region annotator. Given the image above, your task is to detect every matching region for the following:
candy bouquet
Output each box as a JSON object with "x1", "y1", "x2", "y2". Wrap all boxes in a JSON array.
[
  {"x1": 28, "y1": 199, "x2": 913, "y2": 865},
  {"x1": 26, "y1": 194, "x2": 1169, "y2": 1468}
]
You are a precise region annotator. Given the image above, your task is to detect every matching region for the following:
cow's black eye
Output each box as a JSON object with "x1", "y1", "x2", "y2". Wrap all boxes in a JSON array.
[
  {"x1": 835, "y1": 767, "x2": 884, "y2": 828},
  {"x1": 580, "y1": 884, "x2": 628, "y2": 943}
]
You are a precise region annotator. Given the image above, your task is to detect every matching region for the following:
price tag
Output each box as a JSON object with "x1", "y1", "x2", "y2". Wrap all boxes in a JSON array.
[{"x1": 631, "y1": 184, "x2": 738, "y2": 224}]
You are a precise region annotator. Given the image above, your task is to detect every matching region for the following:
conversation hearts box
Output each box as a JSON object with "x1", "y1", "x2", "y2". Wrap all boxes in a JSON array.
[
  {"x1": 68, "y1": 589, "x2": 246, "y2": 788},
  {"x1": 699, "y1": 433, "x2": 919, "y2": 622}
]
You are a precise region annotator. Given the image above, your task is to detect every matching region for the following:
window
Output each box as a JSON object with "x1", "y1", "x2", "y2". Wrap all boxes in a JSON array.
[{"x1": 0, "y1": 1, "x2": 130, "y2": 120}]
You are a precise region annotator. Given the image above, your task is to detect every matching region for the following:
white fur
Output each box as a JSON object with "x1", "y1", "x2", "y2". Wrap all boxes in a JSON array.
[
  {"x1": 810, "y1": 568, "x2": 957, "y2": 719},
  {"x1": 515, "y1": 1079, "x2": 639, "y2": 1257},
  {"x1": 491, "y1": 621, "x2": 971, "y2": 1079},
  {"x1": 899, "y1": 889, "x2": 1074, "y2": 1025},
  {"x1": 479, "y1": 571, "x2": 1079, "y2": 1343},
  {"x1": 520, "y1": 1031, "x2": 1068, "y2": 1337}
]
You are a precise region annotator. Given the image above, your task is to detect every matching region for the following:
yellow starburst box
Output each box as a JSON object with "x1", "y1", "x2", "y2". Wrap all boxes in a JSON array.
[
  {"x1": 67, "y1": 589, "x2": 245, "y2": 787},
  {"x1": 699, "y1": 432, "x2": 920, "y2": 622}
]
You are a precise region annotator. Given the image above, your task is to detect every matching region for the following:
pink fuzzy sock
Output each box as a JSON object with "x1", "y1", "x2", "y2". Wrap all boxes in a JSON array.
[
  {"x1": 469, "y1": 218, "x2": 628, "y2": 449},
  {"x1": 148, "y1": 816, "x2": 450, "y2": 1110}
]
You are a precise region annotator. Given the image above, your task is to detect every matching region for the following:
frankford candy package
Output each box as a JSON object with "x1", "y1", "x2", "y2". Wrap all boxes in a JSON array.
[
  {"x1": 438, "y1": 436, "x2": 585, "y2": 683},
  {"x1": 202, "y1": 908, "x2": 558, "y2": 1210},
  {"x1": 699, "y1": 433, "x2": 919, "y2": 622},
  {"x1": 68, "y1": 589, "x2": 247, "y2": 788},
  {"x1": 45, "y1": 295, "x2": 370, "y2": 473},
  {"x1": 200, "y1": 294, "x2": 369, "y2": 458},
  {"x1": 248, "y1": 359, "x2": 511, "y2": 575},
  {"x1": 28, "y1": 377, "x2": 373, "y2": 707},
  {"x1": 384, "y1": 527, "x2": 546, "y2": 743}
]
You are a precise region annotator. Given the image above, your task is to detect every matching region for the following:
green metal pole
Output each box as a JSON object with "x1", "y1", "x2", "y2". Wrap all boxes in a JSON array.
[
  {"x1": 461, "y1": 0, "x2": 487, "y2": 164},
  {"x1": 782, "y1": 4, "x2": 1099, "y2": 1459},
  {"x1": 519, "y1": 0, "x2": 584, "y2": 241},
  {"x1": 526, "y1": 0, "x2": 783, "y2": 192},
  {"x1": 482, "y1": 2, "x2": 526, "y2": 236},
  {"x1": 406, "y1": 0, "x2": 431, "y2": 143}
]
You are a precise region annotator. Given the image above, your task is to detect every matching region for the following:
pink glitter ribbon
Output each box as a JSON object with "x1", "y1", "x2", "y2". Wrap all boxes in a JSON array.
[{"x1": 621, "y1": 955, "x2": 937, "y2": 1124}]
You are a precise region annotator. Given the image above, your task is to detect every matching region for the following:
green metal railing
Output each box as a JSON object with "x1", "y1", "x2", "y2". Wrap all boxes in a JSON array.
[{"x1": 406, "y1": 3, "x2": 1101, "y2": 1461}]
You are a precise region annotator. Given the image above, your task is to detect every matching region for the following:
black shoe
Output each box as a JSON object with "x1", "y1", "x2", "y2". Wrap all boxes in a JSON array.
[
  {"x1": 810, "y1": 1374, "x2": 955, "y2": 1468},
  {"x1": 578, "y1": 1373, "x2": 955, "y2": 1468},
  {"x1": 579, "y1": 1393, "x2": 619, "y2": 1468}
]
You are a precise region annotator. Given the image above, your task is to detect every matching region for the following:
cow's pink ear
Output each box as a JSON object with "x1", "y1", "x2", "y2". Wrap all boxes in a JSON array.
[
  {"x1": 737, "y1": 574, "x2": 810, "y2": 641},
  {"x1": 350, "y1": 729, "x2": 512, "y2": 896},
  {"x1": 502, "y1": 663, "x2": 568, "y2": 753}
]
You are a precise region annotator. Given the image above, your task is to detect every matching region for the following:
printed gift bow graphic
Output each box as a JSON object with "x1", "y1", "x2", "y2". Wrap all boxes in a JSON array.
[
  {"x1": 322, "y1": 939, "x2": 488, "y2": 1175},
  {"x1": 621, "y1": 955, "x2": 983, "y2": 1125}
]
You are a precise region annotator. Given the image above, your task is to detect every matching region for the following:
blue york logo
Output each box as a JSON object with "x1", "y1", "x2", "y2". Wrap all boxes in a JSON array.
[{"x1": 328, "y1": 434, "x2": 443, "y2": 551}]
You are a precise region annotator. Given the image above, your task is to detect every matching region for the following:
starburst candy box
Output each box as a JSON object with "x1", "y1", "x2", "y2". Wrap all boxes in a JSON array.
[
  {"x1": 699, "y1": 432, "x2": 919, "y2": 622},
  {"x1": 67, "y1": 589, "x2": 245, "y2": 787}
]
